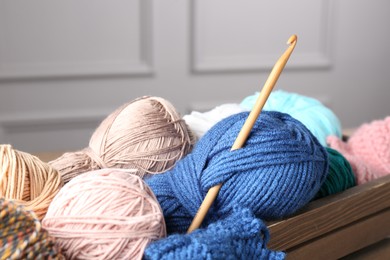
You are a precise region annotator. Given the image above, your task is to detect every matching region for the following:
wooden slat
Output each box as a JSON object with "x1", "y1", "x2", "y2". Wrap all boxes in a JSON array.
[
  {"x1": 267, "y1": 174, "x2": 390, "y2": 250},
  {"x1": 341, "y1": 238, "x2": 390, "y2": 259},
  {"x1": 286, "y1": 209, "x2": 390, "y2": 259}
]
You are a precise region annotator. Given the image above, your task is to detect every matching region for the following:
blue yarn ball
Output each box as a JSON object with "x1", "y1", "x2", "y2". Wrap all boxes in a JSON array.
[
  {"x1": 144, "y1": 207, "x2": 285, "y2": 260},
  {"x1": 240, "y1": 90, "x2": 342, "y2": 146},
  {"x1": 146, "y1": 111, "x2": 329, "y2": 234}
]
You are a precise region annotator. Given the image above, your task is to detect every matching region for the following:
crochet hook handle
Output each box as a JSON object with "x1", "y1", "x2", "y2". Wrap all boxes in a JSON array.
[{"x1": 187, "y1": 35, "x2": 298, "y2": 233}]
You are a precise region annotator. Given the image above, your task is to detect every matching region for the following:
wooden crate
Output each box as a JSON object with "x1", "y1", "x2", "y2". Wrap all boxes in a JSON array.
[
  {"x1": 268, "y1": 174, "x2": 390, "y2": 259},
  {"x1": 35, "y1": 151, "x2": 390, "y2": 259}
]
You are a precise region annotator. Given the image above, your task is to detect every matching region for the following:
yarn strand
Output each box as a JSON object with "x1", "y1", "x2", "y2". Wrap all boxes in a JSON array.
[{"x1": 0, "y1": 145, "x2": 63, "y2": 220}]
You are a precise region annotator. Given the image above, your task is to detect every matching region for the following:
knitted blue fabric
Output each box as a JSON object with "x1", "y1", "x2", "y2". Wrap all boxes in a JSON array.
[
  {"x1": 146, "y1": 111, "x2": 329, "y2": 234},
  {"x1": 240, "y1": 90, "x2": 342, "y2": 147},
  {"x1": 143, "y1": 207, "x2": 285, "y2": 260}
]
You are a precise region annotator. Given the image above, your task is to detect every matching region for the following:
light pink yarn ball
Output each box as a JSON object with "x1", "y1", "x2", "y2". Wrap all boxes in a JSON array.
[
  {"x1": 42, "y1": 168, "x2": 166, "y2": 260},
  {"x1": 49, "y1": 96, "x2": 195, "y2": 184},
  {"x1": 327, "y1": 116, "x2": 390, "y2": 184}
]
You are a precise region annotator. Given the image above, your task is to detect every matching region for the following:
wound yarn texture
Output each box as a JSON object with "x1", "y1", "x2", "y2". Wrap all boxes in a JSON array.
[
  {"x1": 49, "y1": 96, "x2": 195, "y2": 184},
  {"x1": 144, "y1": 207, "x2": 285, "y2": 260},
  {"x1": 327, "y1": 116, "x2": 390, "y2": 185},
  {"x1": 146, "y1": 111, "x2": 329, "y2": 234},
  {"x1": 0, "y1": 144, "x2": 63, "y2": 220},
  {"x1": 240, "y1": 90, "x2": 342, "y2": 147},
  {"x1": 314, "y1": 147, "x2": 356, "y2": 200},
  {"x1": 42, "y1": 168, "x2": 166, "y2": 260},
  {"x1": 0, "y1": 198, "x2": 63, "y2": 259}
]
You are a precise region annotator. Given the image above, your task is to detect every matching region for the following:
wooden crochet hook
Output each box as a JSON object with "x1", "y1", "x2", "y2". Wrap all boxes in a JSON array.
[{"x1": 187, "y1": 34, "x2": 298, "y2": 233}]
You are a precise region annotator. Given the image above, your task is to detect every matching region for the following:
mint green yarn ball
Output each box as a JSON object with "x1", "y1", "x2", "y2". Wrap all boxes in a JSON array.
[{"x1": 240, "y1": 90, "x2": 342, "y2": 146}]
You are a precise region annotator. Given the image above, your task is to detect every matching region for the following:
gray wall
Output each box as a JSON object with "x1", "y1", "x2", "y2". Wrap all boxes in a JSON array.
[{"x1": 1, "y1": 0, "x2": 389, "y2": 153}]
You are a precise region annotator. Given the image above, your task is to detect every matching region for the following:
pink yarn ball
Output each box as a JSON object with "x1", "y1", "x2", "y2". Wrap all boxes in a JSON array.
[
  {"x1": 42, "y1": 168, "x2": 166, "y2": 260},
  {"x1": 49, "y1": 96, "x2": 195, "y2": 184},
  {"x1": 327, "y1": 116, "x2": 390, "y2": 185}
]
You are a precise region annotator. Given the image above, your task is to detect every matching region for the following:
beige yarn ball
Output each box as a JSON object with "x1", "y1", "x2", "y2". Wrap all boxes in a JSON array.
[
  {"x1": 0, "y1": 144, "x2": 63, "y2": 220},
  {"x1": 49, "y1": 96, "x2": 195, "y2": 183},
  {"x1": 42, "y1": 168, "x2": 166, "y2": 260}
]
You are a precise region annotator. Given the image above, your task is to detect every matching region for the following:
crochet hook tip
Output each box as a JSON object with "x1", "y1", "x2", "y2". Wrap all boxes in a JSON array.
[{"x1": 287, "y1": 35, "x2": 297, "y2": 45}]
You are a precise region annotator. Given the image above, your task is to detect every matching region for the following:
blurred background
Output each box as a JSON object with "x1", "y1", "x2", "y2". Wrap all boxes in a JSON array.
[{"x1": 0, "y1": 0, "x2": 389, "y2": 153}]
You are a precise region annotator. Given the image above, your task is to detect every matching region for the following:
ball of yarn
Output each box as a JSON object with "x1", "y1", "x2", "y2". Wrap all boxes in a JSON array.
[
  {"x1": 144, "y1": 207, "x2": 285, "y2": 260},
  {"x1": 0, "y1": 198, "x2": 63, "y2": 259},
  {"x1": 240, "y1": 90, "x2": 342, "y2": 146},
  {"x1": 0, "y1": 144, "x2": 63, "y2": 220},
  {"x1": 327, "y1": 116, "x2": 390, "y2": 185},
  {"x1": 183, "y1": 103, "x2": 246, "y2": 140},
  {"x1": 42, "y1": 168, "x2": 166, "y2": 260},
  {"x1": 146, "y1": 111, "x2": 329, "y2": 234},
  {"x1": 49, "y1": 96, "x2": 195, "y2": 184},
  {"x1": 314, "y1": 147, "x2": 356, "y2": 200}
]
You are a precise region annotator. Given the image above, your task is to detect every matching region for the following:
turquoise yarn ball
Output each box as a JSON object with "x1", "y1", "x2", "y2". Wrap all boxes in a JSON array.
[{"x1": 240, "y1": 90, "x2": 342, "y2": 146}]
